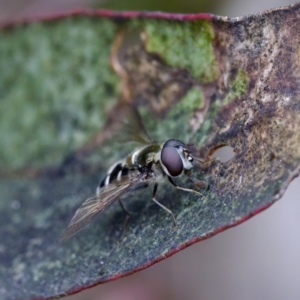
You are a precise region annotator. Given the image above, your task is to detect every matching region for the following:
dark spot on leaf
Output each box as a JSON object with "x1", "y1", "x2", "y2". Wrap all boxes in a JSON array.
[
  {"x1": 97, "y1": 268, "x2": 106, "y2": 276},
  {"x1": 269, "y1": 152, "x2": 276, "y2": 162}
]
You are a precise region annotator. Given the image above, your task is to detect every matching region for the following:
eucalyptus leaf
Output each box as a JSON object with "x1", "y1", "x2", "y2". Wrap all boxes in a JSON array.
[{"x1": 1, "y1": 4, "x2": 300, "y2": 299}]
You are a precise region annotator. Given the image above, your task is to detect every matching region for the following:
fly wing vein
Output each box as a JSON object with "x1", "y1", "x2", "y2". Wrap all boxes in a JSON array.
[{"x1": 61, "y1": 173, "x2": 144, "y2": 241}]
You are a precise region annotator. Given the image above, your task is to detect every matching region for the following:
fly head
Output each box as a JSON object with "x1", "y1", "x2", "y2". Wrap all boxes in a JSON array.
[{"x1": 160, "y1": 139, "x2": 194, "y2": 177}]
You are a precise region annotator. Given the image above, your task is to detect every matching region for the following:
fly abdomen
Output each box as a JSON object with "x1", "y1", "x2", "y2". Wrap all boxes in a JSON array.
[{"x1": 98, "y1": 161, "x2": 130, "y2": 190}]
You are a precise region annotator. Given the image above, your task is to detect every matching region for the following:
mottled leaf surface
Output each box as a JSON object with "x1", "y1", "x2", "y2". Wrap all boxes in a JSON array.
[{"x1": 1, "y1": 4, "x2": 300, "y2": 300}]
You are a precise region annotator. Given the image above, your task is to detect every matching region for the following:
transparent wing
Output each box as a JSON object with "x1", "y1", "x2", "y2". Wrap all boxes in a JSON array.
[
  {"x1": 61, "y1": 172, "x2": 145, "y2": 241},
  {"x1": 117, "y1": 104, "x2": 153, "y2": 145}
]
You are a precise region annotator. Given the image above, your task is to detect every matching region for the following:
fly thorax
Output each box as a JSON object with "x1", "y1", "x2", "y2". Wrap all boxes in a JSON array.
[
  {"x1": 126, "y1": 152, "x2": 138, "y2": 168},
  {"x1": 145, "y1": 152, "x2": 157, "y2": 165},
  {"x1": 132, "y1": 144, "x2": 161, "y2": 167},
  {"x1": 152, "y1": 161, "x2": 165, "y2": 179}
]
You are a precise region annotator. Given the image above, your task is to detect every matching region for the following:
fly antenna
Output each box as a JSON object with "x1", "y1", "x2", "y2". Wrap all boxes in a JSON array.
[{"x1": 194, "y1": 157, "x2": 216, "y2": 165}]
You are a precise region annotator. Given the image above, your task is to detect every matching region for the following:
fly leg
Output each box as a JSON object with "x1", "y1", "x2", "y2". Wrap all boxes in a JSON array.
[
  {"x1": 168, "y1": 176, "x2": 205, "y2": 198},
  {"x1": 152, "y1": 182, "x2": 177, "y2": 227},
  {"x1": 117, "y1": 182, "x2": 149, "y2": 241},
  {"x1": 187, "y1": 175, "x2": 207, "y2": 190},
  {"x1": 119, "y1": 199, "x2": 131, "y2": 216}
]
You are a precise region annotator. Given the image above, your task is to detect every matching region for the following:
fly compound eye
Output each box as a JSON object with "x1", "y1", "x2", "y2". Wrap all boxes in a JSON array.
[{"x1": 161, "y1": 146, "x2": 183, "y2": 177}]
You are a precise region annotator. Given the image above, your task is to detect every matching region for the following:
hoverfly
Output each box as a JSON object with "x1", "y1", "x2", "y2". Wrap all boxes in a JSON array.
[{"x1": 61, "y1": 109, "x2": 206, "y2": 241}]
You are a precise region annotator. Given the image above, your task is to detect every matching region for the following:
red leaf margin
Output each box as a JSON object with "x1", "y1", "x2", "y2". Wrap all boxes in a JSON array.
[
  {"x1": 2, "y1": 4, "x2": 300, "y2": 299},
  {"x1": 0, "y1": 7, "x2": 214, "y2": 29}
]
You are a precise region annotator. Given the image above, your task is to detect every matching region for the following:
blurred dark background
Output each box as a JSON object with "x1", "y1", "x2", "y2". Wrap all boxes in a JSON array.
[{"x1": 0, "y1": 1, "x2": 299, "y2": 300}]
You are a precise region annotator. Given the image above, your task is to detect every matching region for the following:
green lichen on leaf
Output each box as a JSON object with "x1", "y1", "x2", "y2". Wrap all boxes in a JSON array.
[
  {"x1": 231, "y1": 69, "x2": 248, "y2": 97},
  {"x1": 144, "y1": 20, "x2": 219, "y2": 82},
  {"x1": 195, "y1": 69, "x2": 249, "y2": 145},
  {"x1": 177, "y1": 86, "x2": 205, "y2": 110},
  {"x1": 223, "y1": 69, "x2": 249, "y2": 105},
  {"x1": 0, "y1": 17, "x2": 119, "y2": 170},
  {"x1": 139, "y1": 87, "x2": 205, "y2": 142}
]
